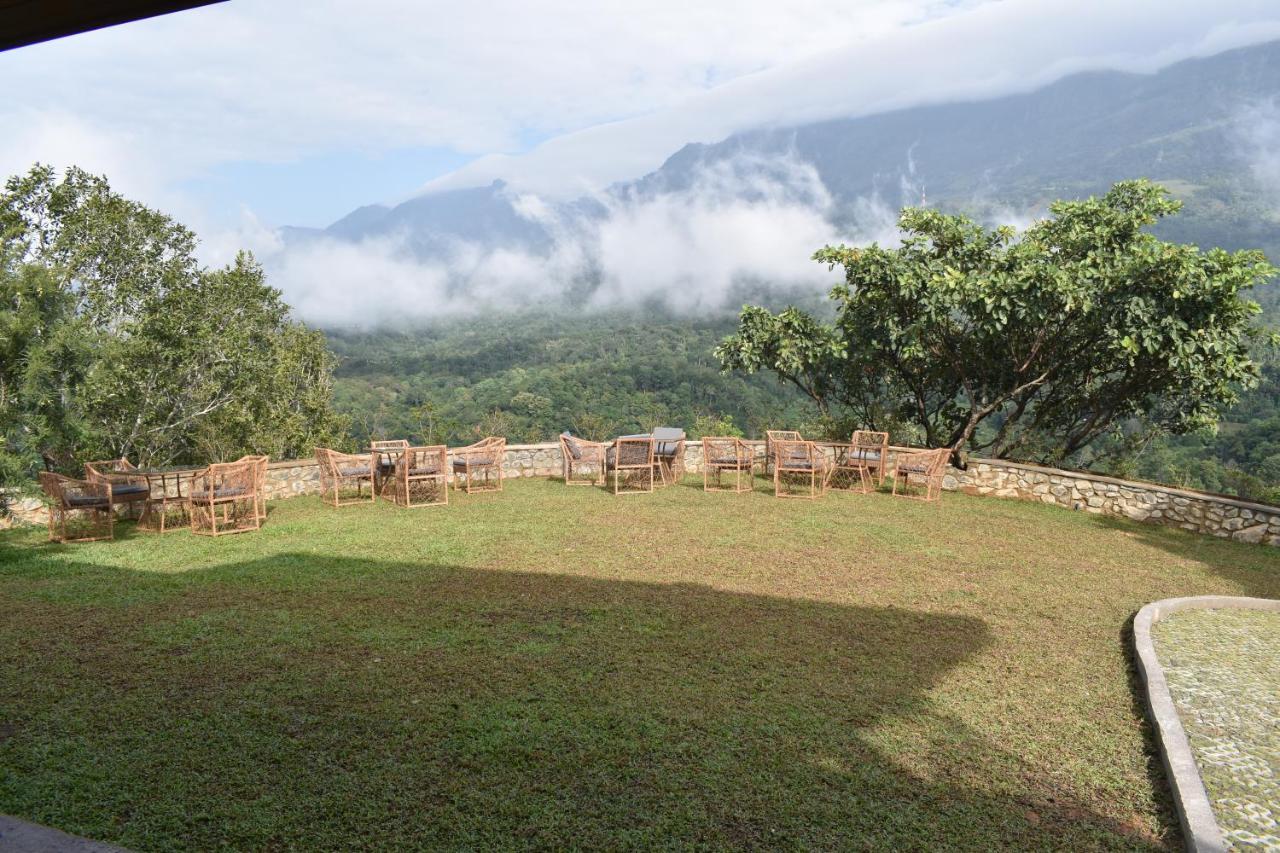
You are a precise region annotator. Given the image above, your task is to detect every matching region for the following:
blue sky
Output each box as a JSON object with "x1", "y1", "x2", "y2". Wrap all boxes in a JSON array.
[{"x1": 182, "y1": 146, "x2": 478, "y2": 228}]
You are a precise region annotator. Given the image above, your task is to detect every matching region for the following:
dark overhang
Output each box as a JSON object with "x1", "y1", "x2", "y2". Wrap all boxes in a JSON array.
[{"x1": 0, "y1": 0, "x2": 226, "y2": 52}]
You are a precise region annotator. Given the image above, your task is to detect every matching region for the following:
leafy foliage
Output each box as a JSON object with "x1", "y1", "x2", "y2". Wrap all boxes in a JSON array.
[
  {"x1": 327, "y1": 312, "x2": 813, "y2": 446},
  {"x1": 718, "y1": 180, "x2": 1276, "y2": 466},
  {"x1": 0, "y1": 165, "x2": 347, "y2": 499}
]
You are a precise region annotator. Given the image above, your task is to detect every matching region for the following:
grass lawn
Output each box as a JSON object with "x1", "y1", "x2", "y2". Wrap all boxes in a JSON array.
[{"x1": 2, "y1": 477, "x2": 1278, "y2": 850}]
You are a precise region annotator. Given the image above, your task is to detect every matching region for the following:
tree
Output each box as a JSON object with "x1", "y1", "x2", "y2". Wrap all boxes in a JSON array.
[
  {"x1": 717, "y1": 180, "x2": 1276, "y2": 466},
  {"x1": 0, "y1": 164, "x2": 348, "y2": 496}
]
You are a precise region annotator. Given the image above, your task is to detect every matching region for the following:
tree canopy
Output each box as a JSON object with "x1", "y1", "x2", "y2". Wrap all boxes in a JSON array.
[
  {"x1": 0, "y1": 164, "x2": 348, "y2": 496},
  {"x1": 717, "y1": 180, "x2": 1276, "y2": 466}
]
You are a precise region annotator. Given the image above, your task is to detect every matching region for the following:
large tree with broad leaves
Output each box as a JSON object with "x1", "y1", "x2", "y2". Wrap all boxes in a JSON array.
[
  {"x1": 717, "y1": 180, "x2": 1275, "y2": 467},
  {"x1": 0, "y1": 165, "x2": 348, "y2": 499}
]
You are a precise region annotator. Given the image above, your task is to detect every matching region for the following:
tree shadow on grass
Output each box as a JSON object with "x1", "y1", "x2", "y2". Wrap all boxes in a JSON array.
[
  {"x1": 0, "y1": 549, "x2": 1169, "y2": 850},
  {"x1": 1086, "y1": 514, "x2": 1280, "y2": 600}
]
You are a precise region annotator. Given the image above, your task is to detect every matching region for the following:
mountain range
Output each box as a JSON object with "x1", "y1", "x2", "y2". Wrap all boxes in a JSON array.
[{"x1": 275, "y1": 40, "x2": 1280, "y2": 314}]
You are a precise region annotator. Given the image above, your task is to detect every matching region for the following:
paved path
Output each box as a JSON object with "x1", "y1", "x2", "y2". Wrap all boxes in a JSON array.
[
  {"x1": 0, "y1": 816, "x2": 129, "y2": 852},
  {"x1": 1153, "y1": 609, "x2": 1280, "y2": 851}
]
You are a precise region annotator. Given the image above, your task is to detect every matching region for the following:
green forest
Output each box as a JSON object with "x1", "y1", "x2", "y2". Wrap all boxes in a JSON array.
[{"x1": 326, "y1": 311, "x2": 816, "y2": 446}]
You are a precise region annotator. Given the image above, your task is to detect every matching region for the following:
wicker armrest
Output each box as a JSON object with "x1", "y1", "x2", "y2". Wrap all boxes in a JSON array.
[
  {"x1": 68, "y1": 477, "x2": 113, "y2": 503},
  {"x1": 895, "y1": 450, "x2": 938, "y2": 474}
]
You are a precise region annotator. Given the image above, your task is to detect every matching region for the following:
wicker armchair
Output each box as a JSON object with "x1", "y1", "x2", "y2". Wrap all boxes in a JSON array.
[
  {"x1": 702, "y1": 437, "x2": 753, "y2": 493},
  {"x1": 315, "y1": 447, "x2": 376, "y2": 507},
  {"x1": 607, "y1": 436, "x2": 655, "y2": 495},
  {"x1": 764, "y1": 430, "x2": 803, "y2": 476},
  {"x1": 190, "y1": 459, "x2": 260, "y2": 536},
  {"x1": 452, "y1": 437, "x2": 505, "y2": 494},
  {"x1": 560, "y1": 432, "x2": 606, "y2": 486},
  {"x1": 84, "y1": 457, "x2": 150, "y2": 517},
  {"x1": 38, "y1": 472, "x2": 114, "y2": 542},
  {"x1": 651, "y1": 427, "x2": 686, "y2": 486},
  {"x1": 370, "y1": 440, "x2": 409, "y2": 497},
  {"x1": 239, "y1": 454, "x2": 269, "y2": 521},
  {"x1": 892, "y1": 447, "x2": 950, "y2": 502},
  {"x1": 773, "y1": 439, "x2": 828, "y2": 499},
  {"x1": 394, "y1": 446, "x2": 449, "y2": 507},
  {"x1": 852, "y1": 430, "x2": 890, "y2": 486}
]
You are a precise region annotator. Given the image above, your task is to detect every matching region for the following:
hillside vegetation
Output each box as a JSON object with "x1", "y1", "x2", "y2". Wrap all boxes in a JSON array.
[{"x1": 328, "y1": 312, "x2": 813, "y2": 446}]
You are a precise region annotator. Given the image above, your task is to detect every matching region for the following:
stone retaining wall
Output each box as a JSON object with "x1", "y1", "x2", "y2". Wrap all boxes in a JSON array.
[
  {"x1": 949, "y1": 458, "x2": 1280, "y2": 546},
  {"x1": 7, "y1": 442, "x2": 1280, "y2": 547}
]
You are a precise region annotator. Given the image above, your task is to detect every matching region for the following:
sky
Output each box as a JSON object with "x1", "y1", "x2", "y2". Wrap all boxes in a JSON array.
[
  {"x1": 3, "y1": 0, "x2": 1280, "y2": 323},
  {"x1": 0, "y1": 0, "x2": 985, "y2": 233}
]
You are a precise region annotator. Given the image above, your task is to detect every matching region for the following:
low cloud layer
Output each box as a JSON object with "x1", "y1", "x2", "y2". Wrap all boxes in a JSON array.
[
  {"x1": 267, "y1": 156, "x2": 836, "y2": 324},
  {"x1": 1237, "y1": 99, "x2": 1280, "y2": 209},
  {"x1": 265, "y1": 153, "x2": 927, "y2": 327}
]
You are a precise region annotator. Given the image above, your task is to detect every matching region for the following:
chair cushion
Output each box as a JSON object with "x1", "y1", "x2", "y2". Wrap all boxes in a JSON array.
[
  {"x1": 850, "y1": 449, "x2": 882, "y2": 462},
  {"x1": 110, "y1": 484, "x2": 150, "y2": 497},
  {"x1": 453, "y1": 456, "x2": 496, "y2": 469},
  {"x1": 408, "y1": 465, "x2": 441, "y2": 476},
  {"x1": 67, "y1": 495, "x2": 110, "y2": 508},
  {"x1": 780, "y1": 460, "x2": 821, "y2": 471},
  {"x1": 338, "y1": 465, "x2": 372, "y2": 477},
  {"x1": 190, "y1": 487, "x2": 247, "y2": 500},
  {"x1": 708, "y1": 456, "x2": 749, "y2": 467}
]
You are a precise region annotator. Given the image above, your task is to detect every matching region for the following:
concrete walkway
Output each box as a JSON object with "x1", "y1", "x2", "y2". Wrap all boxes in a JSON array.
[
  {"x1": 1154, "y1": 608, "x2": 1280, "y2": 851},
  {"x1": 0, "y1": 816, "x2": 129, "y2": 852}
]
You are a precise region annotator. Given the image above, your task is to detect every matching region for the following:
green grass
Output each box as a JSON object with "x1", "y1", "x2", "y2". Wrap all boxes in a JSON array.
[{"x1": 2, "y1": 477, "x2": 1278, "y2": 850}]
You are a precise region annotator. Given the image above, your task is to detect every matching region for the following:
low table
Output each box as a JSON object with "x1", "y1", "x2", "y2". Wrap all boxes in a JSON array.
[
  {"x1": 825, "y1": 443, "x2": 876, "y2": 493},
  {"x1": 370, "y1": 447, "x2": 407, "y2": 498}
]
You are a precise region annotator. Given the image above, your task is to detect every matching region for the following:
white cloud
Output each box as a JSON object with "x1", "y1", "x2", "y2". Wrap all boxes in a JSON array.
[
  {"x1": 1235, "y1": 98, "x2": 1280, "y2": 209},
  {"x1": 423, "y1": 0, "x2": 1280, "y2": 197},
  {"x1": 0, "y1": 0, "x2": 969, "y2": 209}
]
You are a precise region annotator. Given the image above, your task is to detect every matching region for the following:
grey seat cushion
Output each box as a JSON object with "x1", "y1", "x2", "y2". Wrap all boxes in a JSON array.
[
  {"x1": 109, "y1": 483, "x2": 149, "y2": 498},
  {"x1": 338, "y1": 465, "x2": 372, "y2": 477},
  {"x1": 453, "y1": 456, "x2": 496, "y2": 469},
  {"x1": 850, "y1": 449, "x2": 882, "y2": 462},
  {"x1": 708, "y1": 456, "x2": 749, "y2": 466},
  {"x1": 67, "y1": 495, "x2": 110, "y2": 508},
  {"x1": 190, "y1": 487, "x2": 247, "y2": 500},
  {"x1": 408, "y1": 465, "x2": 441, "y2": 476}
]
